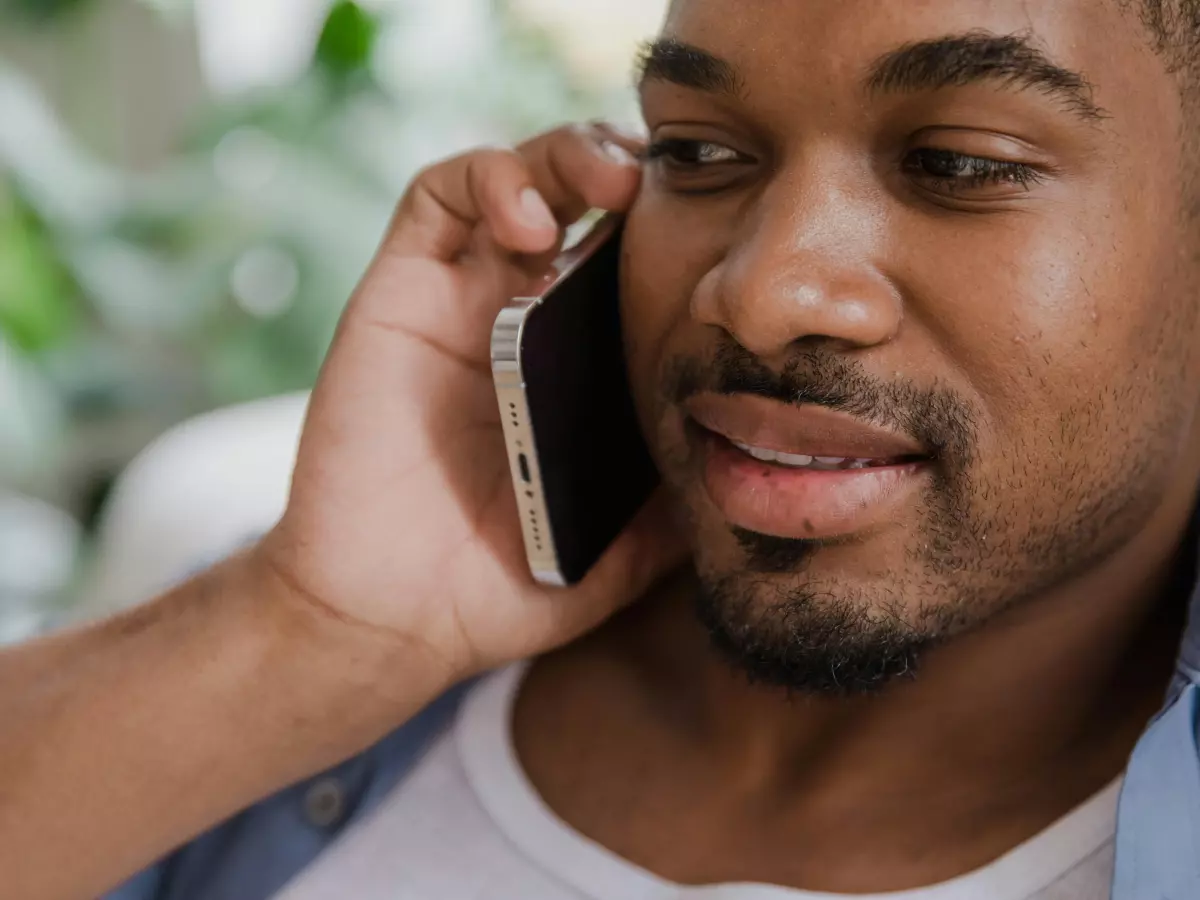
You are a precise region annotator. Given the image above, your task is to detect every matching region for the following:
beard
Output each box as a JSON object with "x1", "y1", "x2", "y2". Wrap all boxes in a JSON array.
[
  {"x1": 662, "y1": 339, "x2": 1162, "y2": 696},
  {"x1": 694, "y1": 568, "x2": 946, "y2": 695}
]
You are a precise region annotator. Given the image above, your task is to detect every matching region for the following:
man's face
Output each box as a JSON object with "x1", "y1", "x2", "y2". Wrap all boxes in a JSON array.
[{"x1": 621, "y1": 0, "x2": 1200, "y2": 691}]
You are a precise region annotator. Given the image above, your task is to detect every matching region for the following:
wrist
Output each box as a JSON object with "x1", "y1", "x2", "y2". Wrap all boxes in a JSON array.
[{"x1": 213, "y1": 549, "x2": 459, "y2": 770}]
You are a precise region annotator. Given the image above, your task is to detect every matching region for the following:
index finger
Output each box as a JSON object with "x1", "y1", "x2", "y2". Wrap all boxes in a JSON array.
[{"x1": 384, "y1": 124, "x2": 643, "y2": 263}]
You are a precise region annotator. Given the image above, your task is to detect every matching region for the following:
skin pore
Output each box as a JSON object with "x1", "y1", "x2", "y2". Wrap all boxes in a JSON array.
[{"x1": 515, "y1": 0, "x2": 1200, "y2": 894}]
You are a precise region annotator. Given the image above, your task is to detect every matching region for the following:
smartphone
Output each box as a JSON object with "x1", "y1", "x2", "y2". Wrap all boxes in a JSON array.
[{"x1": 490, "y1": 214, "x2": 659, "y2": 587}]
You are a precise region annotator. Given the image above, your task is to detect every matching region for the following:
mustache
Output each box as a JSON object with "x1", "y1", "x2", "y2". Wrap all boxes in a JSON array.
[{"x1": 665, "y1": 339, "x2": 978, "y2": 464}]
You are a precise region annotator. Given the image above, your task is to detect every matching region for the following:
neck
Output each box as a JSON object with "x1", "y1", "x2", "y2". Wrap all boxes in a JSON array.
[
  {"x1": 622, "y1": 555, "x2": 1181, "y2": 794},
  {"x1": 514, "y1": 496, "x2": 1195, "y2": 890},
  {"x1": 619, "y1": 508, "x2": 1190, "y2": 797}
]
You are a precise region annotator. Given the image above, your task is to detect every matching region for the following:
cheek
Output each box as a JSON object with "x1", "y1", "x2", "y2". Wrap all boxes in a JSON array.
[
  {"x1": 899, "y1": 211, "x2": 1140, "y2": 436},
  {"x1": 620, "y1": 206, "x2": 725, "y2": 437},
  {"x1": 902, "y1": 207, "x2": 1194, "y2": 532}
]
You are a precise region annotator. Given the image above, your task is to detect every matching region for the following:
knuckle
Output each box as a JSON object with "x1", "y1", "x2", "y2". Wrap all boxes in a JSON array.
[
  {"x1": 399, "y1": 161, "x2": 447, "y2": 209},
  {"x1": 540, "y1": 122, "x2": 600, "y2": 156},
  {"x1": 409, "y1": 156, "x2": 451, "y2": 188},
  {"x1": 554, "y1": 121, "x2": 591, "y2": 139},
  {"x1": 467, "y1": 147, "x2": 528, "y2": 191},
  {"x1": 409, "y1": 146, "x2": 515, "y2": 187},
  {"x1": 401, "y1": 166, "x2": 431, "y2": 200},
  {"x1": 468, "y1": 145, "x2": 519, "y2": 167}
]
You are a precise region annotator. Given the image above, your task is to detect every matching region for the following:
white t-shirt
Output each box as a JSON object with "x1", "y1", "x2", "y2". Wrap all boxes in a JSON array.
[{"x1": 278, "y1": 666, "x2": 1120, "y2": 900}]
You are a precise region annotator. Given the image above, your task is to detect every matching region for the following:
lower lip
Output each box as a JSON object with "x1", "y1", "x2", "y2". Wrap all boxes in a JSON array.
[{"x1": 696, "y1": 428, "x2": 929, "y2": 540}]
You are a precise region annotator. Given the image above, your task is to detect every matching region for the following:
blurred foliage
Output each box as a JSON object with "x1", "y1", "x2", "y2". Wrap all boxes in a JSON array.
[
  {"x1": 0, "y1": 0, "x2": 634, "y2": 525},
  {"x1": 316, "y1": 0, "x2": 379, "y2": 77},
  {"x1": 0, "y1": 188, "x2": 77, "y2": 351},
  {"x1": 2, "y1": 0, "x2": 93, "y2": 23}
]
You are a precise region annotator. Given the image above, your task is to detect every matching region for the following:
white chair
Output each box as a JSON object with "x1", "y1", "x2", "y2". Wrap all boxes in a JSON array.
[{"x1": 79, "y1": 392, "x2": 310, "y2": 619}]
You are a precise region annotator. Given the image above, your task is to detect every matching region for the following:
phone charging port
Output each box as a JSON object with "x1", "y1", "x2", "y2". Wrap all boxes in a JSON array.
[{"x1": 518, "y1": 454, "x2": 532, "y2": 484}]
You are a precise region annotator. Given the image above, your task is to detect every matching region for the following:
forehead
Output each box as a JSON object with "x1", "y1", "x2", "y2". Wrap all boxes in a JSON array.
[{"x1": 659, "y1": 0, "x2": 1161, "y2": 114}]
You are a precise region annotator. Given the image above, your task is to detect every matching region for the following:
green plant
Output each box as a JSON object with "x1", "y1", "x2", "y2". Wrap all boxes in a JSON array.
[{"x1": 0, "y1": 0, "x2": 636, "y2": 519}]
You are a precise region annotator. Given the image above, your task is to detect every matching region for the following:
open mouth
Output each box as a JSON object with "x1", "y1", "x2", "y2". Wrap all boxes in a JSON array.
[
  {"x1": 683, "y1": 392, "x2": 931, "y2": 471},
  {"x1": 727, "y1": 440, "x2": 928, "y2": 471},
  {"x1": 680, "y1": 396, "x2": 935, "y2": 540}
]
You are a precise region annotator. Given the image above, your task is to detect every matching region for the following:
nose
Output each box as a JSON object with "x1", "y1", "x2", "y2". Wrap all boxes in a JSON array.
[{"x1": 691, "y1": 172, "x2": 902, "y2": 360}]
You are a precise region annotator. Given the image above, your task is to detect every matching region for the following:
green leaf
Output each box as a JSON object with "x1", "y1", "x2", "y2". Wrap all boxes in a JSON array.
[
  {"x1": 315, "y1": 1, "x2": 379, "y2": 77},
  {"x1": 0, "y1": 187, "x2": 76, "y2": 353},
  {"x1": 3, "y1": 0, "x2": 94, "y2": 24}
]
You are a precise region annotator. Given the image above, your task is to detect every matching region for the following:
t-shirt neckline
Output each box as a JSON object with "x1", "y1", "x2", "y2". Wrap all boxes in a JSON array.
[{"x1": 455, "y1": 663, "x2": 1120, "y2": 900}]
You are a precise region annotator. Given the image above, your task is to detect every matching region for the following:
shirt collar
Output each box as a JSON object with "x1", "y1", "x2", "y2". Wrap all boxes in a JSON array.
[{"x1": 1180, "y1": 578, "x2": 1200, "y2": 685}]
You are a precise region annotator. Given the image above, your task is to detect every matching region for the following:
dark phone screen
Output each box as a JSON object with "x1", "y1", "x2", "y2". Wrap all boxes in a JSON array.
[{"x1": 521, "y1": 230, "x2": 660, "y2": 585}]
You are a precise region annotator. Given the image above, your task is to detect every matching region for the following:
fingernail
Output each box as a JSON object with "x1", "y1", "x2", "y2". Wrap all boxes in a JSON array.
[
  {"x1": 599, "y1": 140, "x2": 636, "y2": 166},
  {"x1": 518, "y1": 187, "x2": 556, "y2": 230}
]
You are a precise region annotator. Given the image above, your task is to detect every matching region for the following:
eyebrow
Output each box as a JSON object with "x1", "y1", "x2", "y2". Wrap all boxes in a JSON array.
[
  {"x1": 636, "y1": 38, "x2": 742, "y2": 97},
  {"x1": 636, "y1": 31, "x2": 1107, "y2": 123},
  {"x1": 866, "y1": 31, "x2": 1107, "y2": 122}
]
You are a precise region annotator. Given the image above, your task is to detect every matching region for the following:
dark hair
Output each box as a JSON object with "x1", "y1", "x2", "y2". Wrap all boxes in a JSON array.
[
  {"x1": 1139, "y1": 1, "x2": 1200, "y2": 212},
  {"x1": 1140, "y1": 0, "x2": 1200, "y2": 69}
]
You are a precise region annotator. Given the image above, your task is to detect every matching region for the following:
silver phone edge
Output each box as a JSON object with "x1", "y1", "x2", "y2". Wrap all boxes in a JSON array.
[
  {"x1": 488, "y1": 213, "x2": 623, "y2": 588},
  {"x1": 492, "y1": 318, "x2": 567, "y2": 588}
]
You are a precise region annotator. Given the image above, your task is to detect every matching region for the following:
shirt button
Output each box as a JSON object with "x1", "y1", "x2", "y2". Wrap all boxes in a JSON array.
[{"x1": 303, "y1": 778, "x2": 347, "y2": 829}]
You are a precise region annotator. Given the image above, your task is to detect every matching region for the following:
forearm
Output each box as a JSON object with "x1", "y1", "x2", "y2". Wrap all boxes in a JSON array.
[{"x1": 0, "y1": 553, "x2": 451, "y2": 900}]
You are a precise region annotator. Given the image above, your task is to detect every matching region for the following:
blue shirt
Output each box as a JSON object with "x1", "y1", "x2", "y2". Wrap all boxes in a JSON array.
[{"x1": 104, "y1": 583, "x2": 1200, "y2": 900}]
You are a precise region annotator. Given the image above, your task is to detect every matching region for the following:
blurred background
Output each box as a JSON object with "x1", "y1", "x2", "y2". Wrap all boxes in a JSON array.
[{"x1": 0, "y1": 0, "x2": 667, "y2": 642}]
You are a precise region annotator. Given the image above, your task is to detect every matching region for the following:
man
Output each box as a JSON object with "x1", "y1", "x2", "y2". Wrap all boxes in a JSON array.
[{"x1": 3, "y1": 0, "x2": 1199, "y2": 897}]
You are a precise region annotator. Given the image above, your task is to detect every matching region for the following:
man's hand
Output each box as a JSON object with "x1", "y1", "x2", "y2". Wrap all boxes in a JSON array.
[
  {"x1": 0, "y1": 124, "x2": 688, "y2": 900},
  {"x1": 256, "y1": 122, "x2": 685, "y2": 691}
]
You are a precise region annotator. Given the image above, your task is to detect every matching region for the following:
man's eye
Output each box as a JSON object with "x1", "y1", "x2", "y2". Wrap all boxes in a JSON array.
[
  {"x1": 904, "y1": 148, "x2": 1044, "y2": 193},
  {"x1": 645, "y1": 138, "x2": 746, "y2": 169}
]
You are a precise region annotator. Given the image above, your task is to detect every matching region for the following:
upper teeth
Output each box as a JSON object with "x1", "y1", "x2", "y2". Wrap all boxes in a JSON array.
[{"x1": 732, "y1": 442, "x2": 874, "y2": 470}]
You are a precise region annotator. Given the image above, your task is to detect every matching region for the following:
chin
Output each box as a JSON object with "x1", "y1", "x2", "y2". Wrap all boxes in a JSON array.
[
  {"x1": 690, "y1": 565, "x2": 951, "y2": 695},
  {"x1": 686, "y1": 524, "x2": 976, "y2": 696}
]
